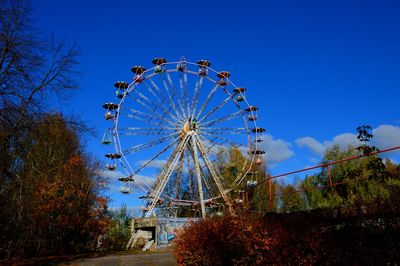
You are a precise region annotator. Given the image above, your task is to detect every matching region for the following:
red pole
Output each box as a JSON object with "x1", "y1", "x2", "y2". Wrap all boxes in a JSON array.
[
  {"x1": 245, "y1": 191, "x2": 249, "y2": 208},
  {"x1": 327, "y1": 164, "x2": 332, "y2": 186},
  {"x1": 268, "y1": 176, "x2": 273, "y2": 211}
]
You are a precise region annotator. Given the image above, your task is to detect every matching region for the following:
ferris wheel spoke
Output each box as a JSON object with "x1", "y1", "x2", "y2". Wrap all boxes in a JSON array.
[
  {"x1": 200, "y1": 127, "x2": 247, "y2": 135},
  {"x1": 200, "y1": 110, "x2": 242, "y2": 128},
  {"x1": 195, "y1": 83, "x2": 220, "y2": 119},
  {"x1": 199, "y1": 132, "x2": 249, "y2": 176},
  {"x1": 190, "y1": 75, "x2": 204, "y2": 118},
  {"x1": 179, "y1": 71, "x2": 190, "y2": 120},
  {"x1": 121, "y1": 108, "x2": 168, "y2": 127},
  {"x1": 199, "y1": 132, "x2": 244, "y2": 150},
  {"x1": 147, "y1": 77, "x2": 183, "y2": 121},
  {"x1": 126, "y1": 93, "x2": 176, "y2": 126},
  {"x1": 198, "y1": 95, "x2": 232, "y2": 123},
  {"x1": 158, "y1": 74, "x2": 184, "y2": 120},
  {"x1": 124, "y1": 113, "x2": 161, "y2": 127},
  {"x1": 133, "y1": 136, "x2": 181, "y2": 176},
  {"x1": 119, "y1": 127, "x2": 178, "y2": 136},
  {"x1": 143, "y1": 81, "x2": 181, "y2": 122},
  {"x1": 181, "y1": 71, "x2": 191, "y2": 118},
  {"x1": 123, "y1": 133, "x2": 178, "y2": 155},
  {"x1": 199, "y1": 133, "x2": 251, "y2": 185},
  {"x1": 164, "y1": 71, "x2": 187, "y2": 119},
  {"x1": 198, "y1": 133, "x2": 246, "y2": 176}
]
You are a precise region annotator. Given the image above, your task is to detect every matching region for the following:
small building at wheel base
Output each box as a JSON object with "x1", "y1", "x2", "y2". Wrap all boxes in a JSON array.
[{"x1": 126, "y1": 217, "x2": 199, "y2": 250}]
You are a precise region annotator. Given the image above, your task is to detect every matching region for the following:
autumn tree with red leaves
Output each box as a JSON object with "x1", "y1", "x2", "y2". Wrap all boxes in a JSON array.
[
  {"x1": 0, "y1": 0, "x2": 110, "y2": 259},
  {"x1": 0, "y1": 114, "x2": 110, "y2": 258}
]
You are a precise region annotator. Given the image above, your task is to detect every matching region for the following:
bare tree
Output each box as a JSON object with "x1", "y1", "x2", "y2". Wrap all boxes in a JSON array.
[{"x1": 0, "y1": 0, "x2": 79, "y2": 147}]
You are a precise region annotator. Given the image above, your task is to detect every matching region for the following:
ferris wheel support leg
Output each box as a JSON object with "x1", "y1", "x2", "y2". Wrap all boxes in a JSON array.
[
  {"x1": 190, "y1": 134, "x2": 207, "y2": 219},
  {"x1": 194, "y1": 134, "x2": 236, "y2": 216},
  {"x1": 144, "y1": 136, "x2": 189, "y2": 218},
  {"x1": 175, "y1": 150, "x2": 185, "y2": 199}
]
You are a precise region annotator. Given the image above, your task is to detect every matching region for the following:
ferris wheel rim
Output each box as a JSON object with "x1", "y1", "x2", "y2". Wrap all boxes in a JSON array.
[{"x1": 105, "y1": 58, "x2": 263, "y2": 216}]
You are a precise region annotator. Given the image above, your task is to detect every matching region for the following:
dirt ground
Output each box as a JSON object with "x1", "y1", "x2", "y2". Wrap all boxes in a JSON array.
[
  {"x1": 58, "y1": 252, "x2": 177, "y2": 266},
  {"x1": 1, "y1": 251, "x2": 177, "y2": 266}
]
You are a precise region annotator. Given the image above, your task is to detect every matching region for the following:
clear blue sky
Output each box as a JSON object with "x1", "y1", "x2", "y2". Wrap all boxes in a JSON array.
[{"x1": 33, "y1": 0, "x2": 400, "y2": 210}]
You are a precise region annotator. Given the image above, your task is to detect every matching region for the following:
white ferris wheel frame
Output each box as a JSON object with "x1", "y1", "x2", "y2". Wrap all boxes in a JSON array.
[{"x1": 107, "y1": 59, "x2": 262, "y2": 218}]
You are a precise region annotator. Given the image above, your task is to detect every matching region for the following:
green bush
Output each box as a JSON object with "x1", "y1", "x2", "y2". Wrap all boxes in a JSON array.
[{"x1": 100, "y1": 205, "x2": 131, "y2": 252}]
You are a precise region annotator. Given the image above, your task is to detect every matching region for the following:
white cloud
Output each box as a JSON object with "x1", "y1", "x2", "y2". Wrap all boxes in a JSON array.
[
  {"x1": 296, "y1": 124, "x2": 400, "y2": 158},
  {"x1": 296, "y1": 133, "x2": 360, "y2": 156},
  {"x1": 296, "y1": 132, "x2": 360, "y2": 156},
  {"x1": 373, "y1": 125, "x2": 400, "y2": 149},
  {"x1": 260, "y1": 134, "x2": 294, "y2": 166},
  {"x1": 324, "y1": 133, "x2": 360, "y2": 150},
  {"x1": 202, "y1": 134, "x2": 294, "y2": 167},
  {"x1": 100, "y1": 169, "x2": 156, "y2": 194},
  {"x1": 199, "y1": 137, "x2": 231, "y2": 156},
  {"x1": 136, "y1": 159, "x2": 167, "y2": 169},
  {"x1": 296, "y1": 137, "x2": 325, "y2": 155},
  {"x1": 308, "y1": 157, "x2": 320, "y2": 164},
  {"x1": 100, "y1": 170, "x2": 125, "y2": 180},
  {"x1": 134, "y1": 174, "x2": 156, "y2": 187}
]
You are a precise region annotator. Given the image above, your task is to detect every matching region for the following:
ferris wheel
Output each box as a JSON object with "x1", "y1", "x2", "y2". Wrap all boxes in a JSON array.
[{"x1": 102, "y1": 57, "x2": 265, "y2": 218}]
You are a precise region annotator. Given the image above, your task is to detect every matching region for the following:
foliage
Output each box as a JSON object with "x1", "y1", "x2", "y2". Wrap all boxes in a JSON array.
[
  {"x1": 356, "y1": 125, "x2": 377, "y2": 155},
  {"x1": 174, "y1": 202, "x2": 400, "y2": 265},
  {"x1": 174, "y1": 124, "x2": 400, "y2": 264},
  {"x1": 100, "y1": 205, "x2": 132, "y2": 252},
  {"x1": 173, "y1": 215, "x2": 279, "y2": 265},
  {"x1": 221, "y1": 146, "x2": 276, "y2": 214},
  {"x1": 278, "y1": 184, "x2": 306, "y2": 212},
  {"x1": 301, "y1": 144, "x2": 399, "y2": 210},
  {"x1": 0, "y1": 0, "x2": 109, "y2": 259},
  {"x1": 0, "y1": 114, "x2": 110, "y2": 258}
]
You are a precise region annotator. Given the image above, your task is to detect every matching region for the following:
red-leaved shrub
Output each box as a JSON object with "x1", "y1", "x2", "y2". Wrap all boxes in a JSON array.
[
  {"x1": 174, "y1": 205, "x2": 400, "y2": 265},
  {"x1": 173, "y1": 216, "x2": 281, "y2": 265}
]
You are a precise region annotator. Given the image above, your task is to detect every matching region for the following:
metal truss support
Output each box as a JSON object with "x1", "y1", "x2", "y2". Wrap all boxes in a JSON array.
[
  {"x1": 193, "y1": 134, "x2": 235, "y2": 216},
  {"x1": 144, "y1": 135, "x2": 190, "y2": 217},
  {"x1": 191, "y1": 133, "x2": 207, "y2": 219}
]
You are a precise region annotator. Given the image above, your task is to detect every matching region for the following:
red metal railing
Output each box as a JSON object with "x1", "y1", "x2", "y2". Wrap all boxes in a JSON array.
[{"x1": 246, "y1": 146, "x2": 400, "y2": 211}]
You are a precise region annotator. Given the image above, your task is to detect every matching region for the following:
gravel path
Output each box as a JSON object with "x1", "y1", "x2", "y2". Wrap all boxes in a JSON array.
[{"x1": 57, "y1": 252, "x2": 177, "y2": 266}]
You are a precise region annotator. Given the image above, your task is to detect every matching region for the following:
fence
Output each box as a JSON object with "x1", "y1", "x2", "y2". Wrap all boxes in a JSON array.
[{"x1": 245, "y1": 146, "x2": 400, "y2": 212}]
